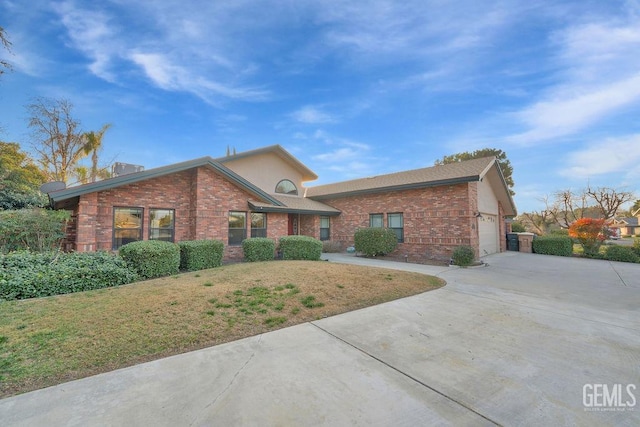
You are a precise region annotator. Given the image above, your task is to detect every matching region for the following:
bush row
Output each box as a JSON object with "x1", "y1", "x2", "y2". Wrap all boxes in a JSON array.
[
  {"x1": 179, "y1": 240, "x2": 224, "y2": 271},
  {"x1": 0, "y1": 251, "x2": 139, "y2": 301},
  {"x1": 532, "y1": 236, "x2": 573, "y2": 257},
  {"x1": 278, "y1": 236, "x2": 323, "y2": 260}
]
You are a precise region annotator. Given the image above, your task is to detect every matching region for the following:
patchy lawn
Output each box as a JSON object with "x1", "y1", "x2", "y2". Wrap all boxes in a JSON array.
[{"x1": 0, "y1": 261, "x2": 444, "y2": 397}]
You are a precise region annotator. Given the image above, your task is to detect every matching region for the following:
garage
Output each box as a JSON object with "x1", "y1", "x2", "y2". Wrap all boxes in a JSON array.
[{"x1": 478, "y1": 213, "x2": 498, "y2": 256}]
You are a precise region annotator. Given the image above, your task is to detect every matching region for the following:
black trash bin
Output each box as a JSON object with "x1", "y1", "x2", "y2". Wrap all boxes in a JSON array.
[{"x1": 506, "y1": 233, "x2": 519, "y2": 251}]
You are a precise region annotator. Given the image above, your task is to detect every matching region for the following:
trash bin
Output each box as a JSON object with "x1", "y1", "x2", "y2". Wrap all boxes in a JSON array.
[{"x1": 506, "y1": 233, "x2": 519, "y2": 251}]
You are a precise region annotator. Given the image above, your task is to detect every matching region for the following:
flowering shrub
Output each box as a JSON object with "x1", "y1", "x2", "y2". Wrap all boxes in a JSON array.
[{"x1": 568, "y1": 218, "x2": 606, "y2": 257}]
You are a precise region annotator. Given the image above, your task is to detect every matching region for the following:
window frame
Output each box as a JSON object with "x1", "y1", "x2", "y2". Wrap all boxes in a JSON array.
[
  {"x1": 149, "y1": 208, "x2": 175, "y2": 243},
  {"x1": 369, "y1": 213, "x2": 384, "y2": 228},
  {"x1": 113, "y1": 206, "x2": 143, "y2": 250},
  {"x1": 275, "y1": 179, "x2": 298, "y2": 195},
  {"x1": 387, "y1": 212, "x2": 404, "y2": 243},
  {"x1": 250, "y1": 212, "x2": 267, "y2": 238},
  {"x1": 228, "y1": 211, "x2": 247, "y2": 245},
  {"x1": 319, "y1": 216, "x2": 330, "y2": 241}
]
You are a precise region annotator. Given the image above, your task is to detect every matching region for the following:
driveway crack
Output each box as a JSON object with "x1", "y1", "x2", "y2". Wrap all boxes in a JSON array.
[
  {"x1": 607, "y1": 261, "x2": 629, "y2": 286},
  {"x1": 310, "y1": 322, "x2": 502, "y2": 427}
]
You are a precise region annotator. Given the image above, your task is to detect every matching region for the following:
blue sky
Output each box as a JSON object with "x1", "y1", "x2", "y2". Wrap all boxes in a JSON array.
[{"x1": 1, "y1": 0, "x2": 639, "y2": 213}]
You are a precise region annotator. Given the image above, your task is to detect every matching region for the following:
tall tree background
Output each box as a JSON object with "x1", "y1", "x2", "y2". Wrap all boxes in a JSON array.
[
  {"x1": 0, "y1": 142, "x2": 47, "y2": 209},
  {"x1": 0, "y1": 25, "x2": 11, "y2": 77},
  {"x1": 27, "y1": 98, "x2": 87, "y2": 184},
  {"x1": 435, "y1": 148, "x2": 515, "y2": 196}
]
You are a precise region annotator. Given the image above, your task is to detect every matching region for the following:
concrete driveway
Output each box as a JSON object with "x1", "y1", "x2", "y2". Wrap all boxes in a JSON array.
[{"x1": 1, "y1": 252, "x2": 638, "y2": 426}]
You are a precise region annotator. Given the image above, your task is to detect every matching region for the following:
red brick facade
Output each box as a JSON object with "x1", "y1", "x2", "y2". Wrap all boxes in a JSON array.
[
  {"x1": 320, "y1": 183, "x2": 480, "y2": 262},
  {"x1": 66, "y1": 167, "x2": 289, "y2": 261},
  {"x1": 58, "y1": 155, "x2": 512, "y2": 264}
]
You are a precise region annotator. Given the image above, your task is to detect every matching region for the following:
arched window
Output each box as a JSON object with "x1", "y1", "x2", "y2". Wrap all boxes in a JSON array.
[{"x1": 275, "y1": 179, "x2": 298, "y2": 195}]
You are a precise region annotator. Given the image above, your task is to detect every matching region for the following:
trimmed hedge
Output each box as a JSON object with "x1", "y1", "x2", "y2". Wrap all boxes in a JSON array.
[
  {"x1": 278, "y1": 236, "x2": 322, "y2": 260},
  {"x1": 633, "y1": 238, "x2": 640, "y2": 257},
  {"x1": 242, "y1": 238, "x2": 275, "y2": 262},
  {"x1": 179, "y1": 239, "x2": 224, "y2": 271},
  {"x1": 605, "y1": 245, "x2": 639, "y2": 263},
  {"x1": 354, "y1": 228, "x2": 398, "y2": 257},
  {"x1": 0, "y1": 251, "x2": 139, "y2": 301},
  {"x1": 532, "y1": 236, "x2": 573, "y2": 257},
  {"x1": 452, "y1": 245, "x2": 475, "y2": 266},
  {"x1": 119, "y1": 240, "x2": 180, "y2": 279},
  {"x1": 0, "y1": 208, "x2": 70, "y2": 253}
]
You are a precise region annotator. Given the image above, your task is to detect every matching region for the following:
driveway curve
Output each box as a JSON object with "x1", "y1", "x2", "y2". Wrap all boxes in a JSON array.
[{"x1": 0, "y1": 252, "x2": 638, "y2": 426}]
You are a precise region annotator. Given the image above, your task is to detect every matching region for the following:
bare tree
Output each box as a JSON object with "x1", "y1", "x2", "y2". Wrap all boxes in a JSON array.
[
  {"x1": 27, "y1": 98, "x2": 87, "y2": 184},
  {"x1": 1, "y1": 26, "x2": 12, "y2": 76},
  {"x1": 586, "y1": 186, "x2": 634, "y2": 220}
]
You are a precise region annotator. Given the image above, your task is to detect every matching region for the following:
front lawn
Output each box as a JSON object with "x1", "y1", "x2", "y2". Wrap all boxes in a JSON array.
[{"x1": 0, "y1": 260, "x2": 444, "y2": 397}]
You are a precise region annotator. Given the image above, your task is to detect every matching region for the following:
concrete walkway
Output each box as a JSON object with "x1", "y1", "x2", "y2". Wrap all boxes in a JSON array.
[{"x1": 1, "y1": 252, "x2": 638, "y2": 426}]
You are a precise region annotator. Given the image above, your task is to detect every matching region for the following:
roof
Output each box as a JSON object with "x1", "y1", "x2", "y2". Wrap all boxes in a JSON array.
[
  {"x1": 47, "y1": 157, "x2": 283, "y2": 207},
  {"x1": 217, "y1": 144, "x2": 318, "y2": 182},
  {"x1": 306, "y1": 156, "x2": 517, "y2": 216},
  {"x1": 249, "y1": 194, "x2": 340, "y2": 216}
]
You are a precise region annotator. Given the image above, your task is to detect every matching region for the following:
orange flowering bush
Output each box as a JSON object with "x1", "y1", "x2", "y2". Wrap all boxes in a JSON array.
[{"x1": 568, "y1": 218, "x2": 607, "y2": 257}]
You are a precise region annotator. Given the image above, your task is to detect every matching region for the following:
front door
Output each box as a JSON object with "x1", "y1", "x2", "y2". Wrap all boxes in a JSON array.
[{"x1": 288, "y1": 214, "x2": 299, "y2": 235}]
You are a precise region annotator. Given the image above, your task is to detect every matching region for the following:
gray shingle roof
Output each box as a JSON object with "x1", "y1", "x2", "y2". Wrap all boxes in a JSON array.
[
  {"x1": 306, "y1": 157, "x2": 497, "y2": 199},
  {"x1": 249, "y1": 194, "x2": 340, "y2": 215}
]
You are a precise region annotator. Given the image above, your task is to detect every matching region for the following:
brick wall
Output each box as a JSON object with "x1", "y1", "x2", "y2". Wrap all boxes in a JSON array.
[
  {"x1": 319, "y1": 183, "x2": 476, "y2": 262},
  {"x1": 69, "y1": 167, "x2": 277, "y2": 261}
]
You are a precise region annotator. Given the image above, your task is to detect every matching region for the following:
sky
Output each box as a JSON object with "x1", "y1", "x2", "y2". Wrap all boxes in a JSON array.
[{"x1": 1, "y1": 0, "x2": 639, "y2": 213}]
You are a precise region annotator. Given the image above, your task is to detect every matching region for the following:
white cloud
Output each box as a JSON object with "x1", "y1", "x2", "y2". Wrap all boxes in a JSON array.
[
  {"x1": 290, "y1": 106, "x2": 336, "y2": 124},
  {"x1": 506, "y1": 13, "x2": 640, "y2": 144},
  {"x1": 561, "y1": 134, "x2": 640, "y2": 178}
]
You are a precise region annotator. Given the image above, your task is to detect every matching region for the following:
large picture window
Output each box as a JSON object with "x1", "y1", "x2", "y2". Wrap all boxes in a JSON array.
[
  {"x1": 388, "y1": 213, "x2": 404, "y2": 243},
  {"x1": 320, "y1": 216, "x2": 330, "y2": 241},
  {"x1": 369, "y1": 213, "x2": 383, "y2": 228},
  {"x1": 251, "y1": 212, "x2": 267, "y2": 238},
  {"x1": 229, "y1": 211, "x2": 247, "y2": 245},
  {"x1": 149, "y1": 209, "x2": 175, "y2": 242},
  {"x1": 113, "y1": 207, "x2": 143, "y2": 249}
]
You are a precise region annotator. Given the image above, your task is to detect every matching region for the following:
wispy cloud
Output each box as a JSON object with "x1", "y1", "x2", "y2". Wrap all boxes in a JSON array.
[
  {"x1": 290, "y1": 106, "x2": 336, "y2": 124},
  {"x1": 505, "y1": 11, "x2": 640, "y2": 144},
  {"x1": 561, "y1": 134, "x2": 640, "y2": 179}
]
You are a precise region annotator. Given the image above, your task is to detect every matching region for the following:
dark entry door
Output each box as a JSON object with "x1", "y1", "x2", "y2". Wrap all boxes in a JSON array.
[{"x1": 288, "y1": 214, "x2": 298, "y2": 235}]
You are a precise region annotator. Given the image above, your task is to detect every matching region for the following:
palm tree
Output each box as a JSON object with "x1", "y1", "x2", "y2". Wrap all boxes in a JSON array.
[{"x1": 83, "y1": 123, "x2": 112, "y2": 183}]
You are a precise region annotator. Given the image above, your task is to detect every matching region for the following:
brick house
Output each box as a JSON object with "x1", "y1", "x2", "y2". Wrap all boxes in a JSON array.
[{"x1": 48, "y1": 145, "x2": 516, "y2": 262}]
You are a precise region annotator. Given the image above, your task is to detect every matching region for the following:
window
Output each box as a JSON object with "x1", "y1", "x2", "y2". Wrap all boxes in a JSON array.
[
  {"x1": 388, "y1": 213, "x2": 404, "y2": 243},
  {"x1": 275, "y1": 179, "x2": 298, "y2": 195},
  {"x1": 320, "y1": 216, "x2": 330, "y2": 241},
  {"x1": 369, "y1": 213, "x2": 383, "y2": 228},
  {"x1": 149, "y1": 209, "x2": 175, "y2": 242},
  {"x1": 229, "y1": 211, "x2": 247, "y2": 245},
  {"x1": 113, "y1": 207, "x2": 143, "y2": 249},
  {"x1": 251, "y1": 212, "x2": 267, "y2": 238}
]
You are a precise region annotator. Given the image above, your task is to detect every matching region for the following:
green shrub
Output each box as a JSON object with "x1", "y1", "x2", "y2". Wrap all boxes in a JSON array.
[
  {"x1": 633, "y1": 238, "x2": 640, "y2": 257},
  {"x1": 0, "y1": 251, "x2": 138, "y2": 301},
  {"x1": 605, "y1": 245, "x2": 639, "y2": 263},
  {"x1": 0, "y1": 209, "x2": 70, "y2": 253},
  {"x1": 119, "y1": 240, "x2": 180, "y2": 279},
  {"x1": 510, "y1": 222, "x2": 526, "y2": 232},
  {"x1": 242, "y1": 238, "x2": 275, "y2": 262},
  {"x1": 451, "y1": 245, "x2": 475, "y2": 266},
  {"x1": 354, "y1": 228, "x2": 398, "y2": 257},
  {"x1": 278, "y1": 236, "x2": 322, "y2": 260},
  {"x1": 178, "y1": 240, "x2": 224, "y2": 271},
  {"x1": 532, "y1": 236, "x2": 573, "y2": 256}
]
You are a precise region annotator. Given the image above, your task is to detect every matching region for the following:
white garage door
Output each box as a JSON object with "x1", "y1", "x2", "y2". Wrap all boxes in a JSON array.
[{"x1": 479, "y1": 214, "x2": 498, "y2": 256}]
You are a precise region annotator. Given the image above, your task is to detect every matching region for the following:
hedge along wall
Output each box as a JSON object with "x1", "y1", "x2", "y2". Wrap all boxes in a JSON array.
[
  {"x1": 119, "y1": 240, "x2": 181, "y2": 279},
  {"x1": 532, "y1": 236, "x2": 573, "y2": 257},
  {"x1": 179, "y1": 239, "x2": 224, "y2": 271},
  {"x1": 354, "y1": 227, "x2": 398, "y2": 257},
  {"x1": 242, "y1": 238, "x2": 276, "y2": 262},
  {"x1": 278, "y1": 236, "x2": 322, "y2": 260}
]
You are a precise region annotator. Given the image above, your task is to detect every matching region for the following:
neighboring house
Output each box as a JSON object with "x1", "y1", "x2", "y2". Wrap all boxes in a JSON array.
[
  {"x1": 611, "y1": 216, "x2": 640, "y2": 237},
  {"x1": 47, "y1": 145, "x2": 516, "y2": 262}
]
